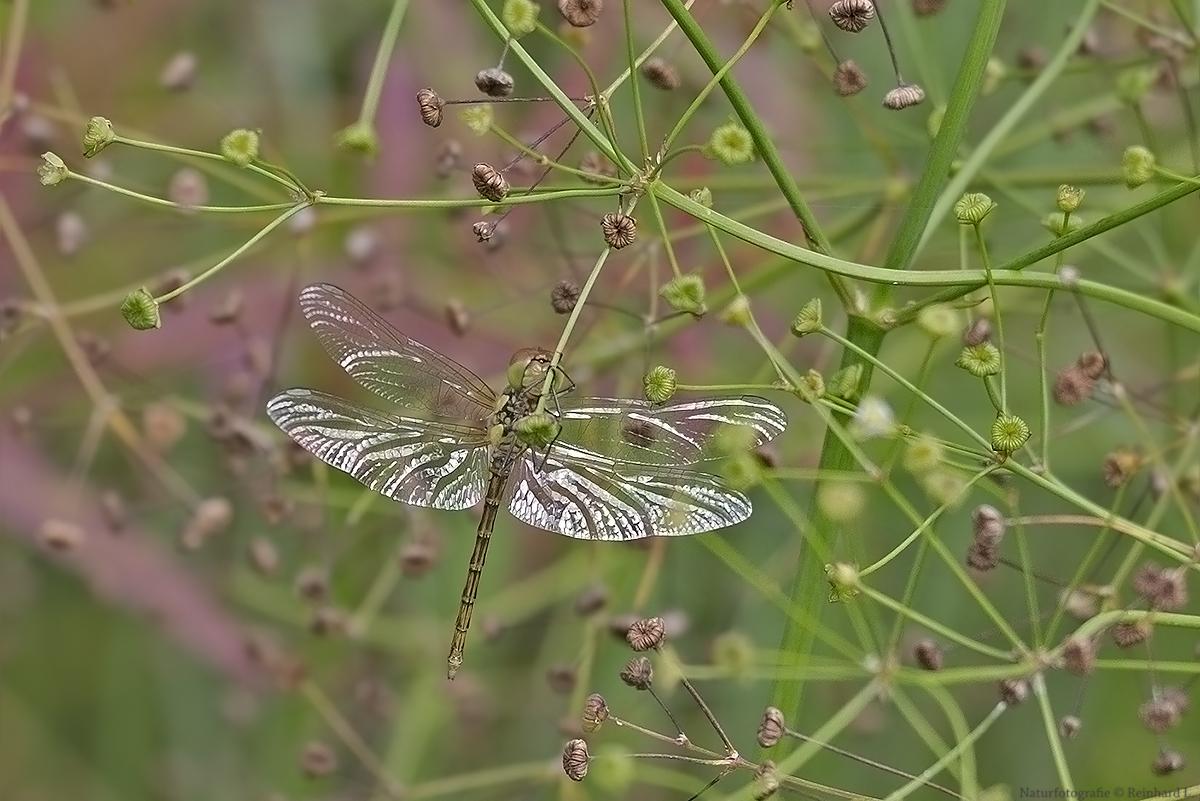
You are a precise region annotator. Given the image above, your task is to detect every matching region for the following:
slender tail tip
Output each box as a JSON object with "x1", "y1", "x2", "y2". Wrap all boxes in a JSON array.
[{"x1": 447, "y1": 654, "x2": 461, "y2": 680}]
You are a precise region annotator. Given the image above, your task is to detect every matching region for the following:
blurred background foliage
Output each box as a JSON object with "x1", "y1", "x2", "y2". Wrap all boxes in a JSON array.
[{"x1": 1, "y1": 1, "x2": 1199, "y2": 800}]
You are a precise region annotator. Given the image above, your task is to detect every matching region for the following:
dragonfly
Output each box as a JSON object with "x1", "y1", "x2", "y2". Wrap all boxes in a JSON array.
[{"x1": 267, "y1": 283, "x2": 787, "y2": 678}]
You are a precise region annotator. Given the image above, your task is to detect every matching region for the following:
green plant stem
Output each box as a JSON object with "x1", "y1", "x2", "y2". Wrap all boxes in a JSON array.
[{"x1": 357, "y1": 0, "x2": 409, "y2": 125}]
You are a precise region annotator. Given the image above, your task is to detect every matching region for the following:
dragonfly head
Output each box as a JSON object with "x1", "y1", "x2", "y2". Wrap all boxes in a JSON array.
[{"x1": 506, "y1": 347, "x2": 559, "y2": 394}]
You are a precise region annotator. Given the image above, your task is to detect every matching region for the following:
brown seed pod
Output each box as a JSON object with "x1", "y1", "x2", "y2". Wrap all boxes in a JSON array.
[
  {"x1": 1139, "y1": 697, "x2": 1181, "y2": 733},
  {"x1": 913, "y1": 638, "x2": 944, "y2": 671},
  {"x1": 294, "y1": 566, "x2": 329, "y2": 602},
  {"x1": 445, "y1": 298, "x2": 470, "y2": 337},
  {"x1": 1058, "y1": 715, "x2": 1081, "y2": 739},
  {"x1": 300, "y1": 740, "x2": 338, "y2": 777},
  {"x1": 143, "y1": 401, "x2": 187, "y2": 454},
  {"x1": 160, "y1": 50, "x2": 198, "y2": 90},
  {"x1": 756, "y1": 706, "x2": 785, "y2": 747},
  {"x1": 558, "y1": 0, "x2": 602, "y2": 27},
  {"x1": 912, "y1": 0, "x2": 948, "y2": 15},
  {"x1": 966, "y1": 539, "x2": 999, "y2": 571},
  {"x1": 40, "y1": 519, "x2": 85, "y2": 551},
  {"x1": 884, "y1": 84, "x2": 926, "y2": 110},
  {"x1": 546, "y1": 665, "x2": 577, "y2": 694},
  {"x1": 574, "y1": 583, "x2": 609, "y2": 616},
  {"x1": 998, "y1": 677, "x2": 1028, "y2": 706},
  {"x1": 398, "y1": 539, "x2": 437, "y2": 577},
  {"x1": 1076, "y1": 350, "x2": 1107, "y2": 380},
  {"x1": 963, "y1": 317, "x2": 992, "y2": 346},
  {"x1": 581, "y1": 692, "x2": 609, "y2": 733},
  {"x1": 971, "y1": 504, "x2": 1005, "y2": 544},
  {"x1": 601, "y1": 212, "x2": 637, "y2": 249},
  {"x1": 551, "y1": 280, "x2": 581, "y2": 314},
  {"x1": 1151, "y1": 749, "x2": 1185, "y2": 776},
  {"x1": 475, "y1": 67, "x2": 514, "y2": 98},
  {"x1": 1061, "y1": 636, "x2": 1097, "y2": 676},
  {"x1": 248, "y1": 537, "x2": 279, "y2": 575},
  {"x1": 626, "y1": 616, "x2": 666, "y2": 650},
  {"x1": 181, "y1": 496, "x2": 234, "y2": 549},
  {"x1": 472, "y1": 163, "x2": 509, "y2": 202},
  {"x1": 1061, "y1": 589, "x2": 1098, "y2": 620},
  {"x1": 1132, "y1": 563, "x2": 1188, "y2": 611},
  {"x1": 416, "y1": 87, "x2": 445, "y2": 127},
  {"x1": 309, "y1": 606, "x2": 346, "y2": 637},
  {"x1": 562, "y1": 738, "x2": 590, "y2": 781},
  {"x1": 435, "y1": 139, "x2": 462, "y2": 177},
  {"x1": 1102, "y1": 448, "x2": 1142, "y2": 488},
  {"x1": 1052, "y1": 365, "x2": 1094, "y2": 406},
  {"x1": 619, "y1": 656, "x2": 653, "y2": 690},
  {"x1": 832, "y1": 60, "x2": 868, "y2": 96},
  {"x1": 753, "y1": 761, "x2": 780, "y2": 801},
  {"x1": 829, "y1": 0, "x2": 875, "y2": 32},
  {"x1": 1111, "y1": 619, "x2": 1150, "y2": 648},
  {"x1": 641, "y1": 57, "x2": 681, "y2": 91}
]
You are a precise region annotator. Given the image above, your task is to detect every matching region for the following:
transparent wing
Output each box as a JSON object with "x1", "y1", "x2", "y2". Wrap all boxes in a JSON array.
[
  {"x1": 503, "y1": 449, "x2": 753, "y2": 540},
  {"x1": 268, "y1": 388, "x2": 491, "y2": 510},
  {"x1": 553, "y1": 395, "x2": 786, "y2": 467},
  {"x1": 298, "y1": 283, "x2": 496, "y2": 421}
]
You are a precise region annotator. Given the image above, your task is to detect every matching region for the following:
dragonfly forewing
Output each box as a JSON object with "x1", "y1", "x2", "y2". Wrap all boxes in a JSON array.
[{"x1": 267, "y1": 388, "x2": 493, "y2": 510}]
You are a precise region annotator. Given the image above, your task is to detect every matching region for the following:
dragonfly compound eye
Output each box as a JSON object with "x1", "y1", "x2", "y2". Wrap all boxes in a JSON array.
[{"x1": 506, "y1": 347, "x2": 553, "y2": 390}]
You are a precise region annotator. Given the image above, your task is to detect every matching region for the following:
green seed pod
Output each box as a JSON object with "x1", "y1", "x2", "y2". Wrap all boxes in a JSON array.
[
  {"x1": 643, "y1": 366, "x2": 677, "y2": 404},
  {"x1": 659, "y1": 274, "x2": 706, "y2": 317},
  {"x1": 120, "y1": 288, "x2": 161, "y2": 330},
  {"x1": 219, "y1": 128, "x2": 259, "y2": 167},
  {"x1": 82, "y1": 116, "x2": 115, "y2": 158},
  {"x1": 790, "y1": 298, "x2": 822, "y2": 337},
  {"x1": 37, "y1": 152, "x2": 69, "y2": 186}
]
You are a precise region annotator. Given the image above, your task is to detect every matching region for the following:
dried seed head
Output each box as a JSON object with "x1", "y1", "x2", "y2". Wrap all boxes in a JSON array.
[
  {"x1": 471, "y1": 220, "x2": 496, "y2": 243},
  {"x1": 1112, "y1": 619, "x2": 1150, "y2": 648},
  {"x1": 40, "y1": 519, "x2": 85, "y2": 551},
  {"x1": 1139, "y1": 697, "x2": 1181, "y2": 733},
  {"x1": 398, "y1": 539, "x2": 437, "y2": 577},
  {"x1": 913, "y1": 638, "x2": 944, "y2": 670},
  {"x1": 551, "y1": 279, "x2": 581, "y2": 314},
  {"x1": 558, "y1": 0, "x2": 602, "y2": 26},
  {"x1": 294, "y1": 566, "x2": 329, "y2": 603},
  {"x1": 1052, "y1": 365, "x2": 1095, "y2": 406},
  {"x1": 208, "y1": 289, "x2": 243, "y2": 325},
  {"x1": 641, "y1": 57, "x2": 681, "y2": 91},
  {"x1": 829, "y1": 0, "x2": 875, "y2": 33},
  {"x1": 472, "y1": 163, "x2": 509, "y2": 202},
  {"x1": 1058, "y1": 715, "x2": 1081, "y2": 739},
  {"x1": 475, "y1": 66, "x2": 515, "y2": 97},
  {"x1": 832, "y1": 60, "x2": 868, "y2": 96},
  {"x1": 546, "y1": 664, "x2": 577, "y2": 694},
  {"x1": 1102, "y1": 448, "x2": 1142, "y2": 488},
  {"x1": 416, "y1": 88, "x2": 445, "y2": 127},
  {"x1": 1060, "y1": 590, "x2": 1096, "y2": 621},
  {"x1": 1076, "y1": 350, "x2": 1107, "y2": 380},
  {"x1": 260, "y1": 493, "x2": 293, "y2": 525},
  {"x1": 1133, "y1": 563, "x2": 1188, "y2": 611},
  {"x1": 971, "y1": 504, "x2": 1006, "y2": 545},
  {"x1": 963, "y1": 317, "x2": 992, "y2": 346},
  {"x1": 581, "y1": 692, "x2": 609, "y2": 733},
  {"x1": 143, "y1": 401, "x2": 187, "y2": 453},
  {"x1": 619, "y1": 656, "x2": 654, "y2": 690},
  {"x1": 248, "y1": 537, "x2": 279, "y2": 575},
  {"x1": 160, "y1": 50, "x2": 198, "y2": 90},
  {"x1": 435, "y1": 139, "x2": 462, "y2": 177},
  {"x1": 884, "y1": 84, "x2": 926, "y2": 110},
  {"x1": 181, "y1": 496, "x2": 234, "y2": 549},
  {"x1": 757, "y1": 706, "x2": 785, "y2": 747},
  {"x1": 309, "y1": 606, "x2": 346, "y2": 637},
  {"x1": 300, "y1": 740, "x2": 338, "y2": 777},
  {"x1": 1151, "y1": 749, "x2": 1185, "y2": 776},
  {"x1": 168, "y1": 166, "x2": 208, "y2": 212},
  {"x1": 912, "y1": 0, "x2": 948, "y2": 16},
  {"x1": 999, "y1": 677, "x2": 1028, "y2": 706},
  {"x1": 574, "y1": 583, "x2": 608, "y2": 616},
  {"x1": 966, "y1": 539, "x2": 999, "y2": 571},
  {"x1": 99, "y1": 489, "x2": 125, "y2": 532},
  {"x1": 753, "y1": 761, "x2": 780, "y2": 801},
  {"x1": 1160, "y1": 685, "x2": 1190, "y2": 715},
  {"x1": 445, "y1": 298, "x2": 470, "y2": 337},
  {"x1": 1061, "y1": 636, "x2": 1097, "y2": 676},
  {"x1": 626, "y1": 616, "x2": 666, "y2": 650},
  {"x1": 600, "y1": 212, "x2": 637, "y2": 249},
  {"x1": 562, "y1": 738, "x2": 590, "y2": 781}
]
